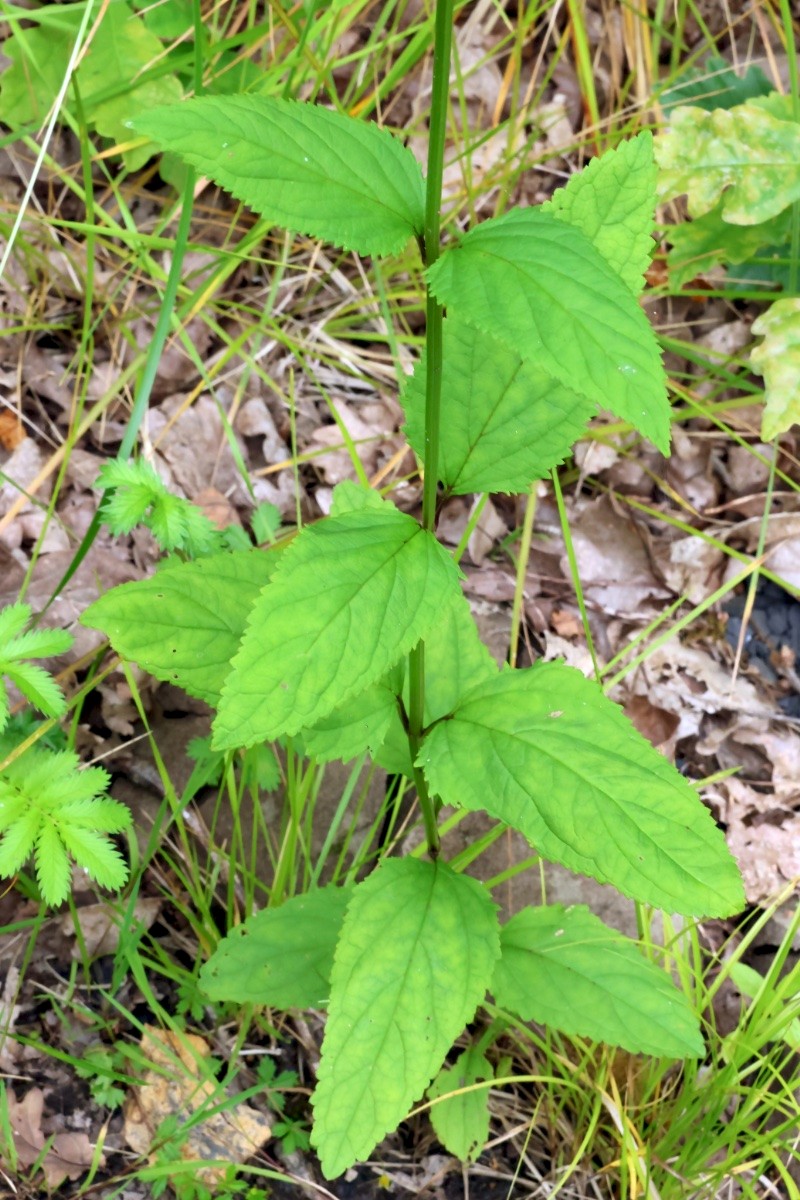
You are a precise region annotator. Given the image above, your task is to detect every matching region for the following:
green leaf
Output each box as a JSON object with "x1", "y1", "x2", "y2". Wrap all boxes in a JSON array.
[
  {"x1": 660, "y1": 54, "x2": 772, "y2": 115},
  {"x1": 403, "y1": 318, "x2": 595, "y2": 495},
  {"x1": 750, "y1": 297, "x2": 800, "y2": 440},
  {"x1": 664, "y1": 203, "x2": 792, "y2": 287},
  {"x1": 656, "y1": 100, "x2": 800, "y2": 224},
  {"x1": 213, "y1": 495, "x2": 462, "y2": 748},
  {"x1": 93, "y1": 74, "x2": 184, "y2": 172},
  {"x1": 376, "y1": 592, "x2": 499, "y2": 776},
  {"x1": 0, "y1": 748, "x2": 131, "y2": 907},
  {"x1": 311, "y1": 859, "x2": 499, "y2": 1179},
  {"x1": 4, "y1": 663, "x2": 69, "y2": 722},
  {"x1": 0, "y1": 603, "x2": 72, "y2": 729},
  {"x1": 543, "y1": 132, "x2": 657, "y2": 294},
  {"x1": 82, "y1": 550, "x2": 277, "y2": 705},
  {"x1": 427, "y1": 1045, "x2": 492, "y2": 1162},
  {"x1": 134, "y1": 96, "x2": 425, "y2": 257},
  {"x1": 418, "y1": 662, "x2": 744, "y2": 917},
  {"x1": 493, "y1": 904, "x2": 703, "y2": 1057},
  {"x1": 427, "y1": 210, "x2": 669, "y2": 452},
  {"x1": 299, "y1": 679, "x2": 397, "y2": 763},
  {"x1": 200, "y1": 884, "x2": 353, "y2": 1008}
]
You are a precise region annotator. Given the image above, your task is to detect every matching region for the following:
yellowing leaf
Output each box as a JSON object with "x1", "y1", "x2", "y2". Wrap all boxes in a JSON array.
[
  {"x1": 656, "y1": 101, "x2": 800, "y2": 224},
  {"x1": 750, "y1": 297, "x2": 800, "y2": 440}
]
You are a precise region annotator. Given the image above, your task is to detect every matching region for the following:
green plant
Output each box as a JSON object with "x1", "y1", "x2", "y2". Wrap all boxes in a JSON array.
[
  {"x1": 655, "y1": 74, "x2": 800, "y2": 439},
  {"x1": 0, "y1": 603, "x2": 131, "y2": 906},
  {"x1": 79, "y1": 0, "x2": 745, "y2": 1179}
]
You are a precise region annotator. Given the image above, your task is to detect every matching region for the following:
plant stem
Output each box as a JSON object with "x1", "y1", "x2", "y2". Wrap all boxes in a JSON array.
[{"x1": 407, "y1": 0, "x2": 454, "y2": 860}]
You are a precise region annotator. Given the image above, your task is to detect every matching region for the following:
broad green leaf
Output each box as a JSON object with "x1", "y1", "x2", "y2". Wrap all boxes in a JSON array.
[
  {"x1": 493, "y1": 904, "x2": 703, "y2": 1057},
  {"x1": 93, "y1": 74, "x2": 184, "y2": 172},
  {"x1": 427, "y1": 1045, "x2": 492, "y2": 1162},
  {"x1": 376, "y1": 592, "x2": 499, "y2": 776},
  {"x1": 418, "y1": 662, "x2": 744, "y2": 917},
  {"x1": 329, "y1": 479, "x2": 387, "y2": 517},
  {"x1": 213, "y1": 497, "x2": 461, "y2": 748},
  {"x1": 311, "y1": 858, "x2": 499, "y2": 1178},
  {"x1": 750, "y1": 298, "x2": 800, "y2": 440},
  {"x1": 427, "y1": 211, "x2": 669, "y2": 453},
  {"x1": 402, "y1": 318, "x2": 595, "y2": 494},
  {"x1": 82, "y1": 550, "x2": 277, "y2": 704},
  {"x1": 660, "y1": 54, "x2": 772, "y2": 115},
  {"x1": 200, "y1": 884, "x2": 353, "y2": 1008},
  {"x1": 656, "y1": 101, "x2": 800, "y2": 224},
  {"x1": 134, "y1": 96, "x2": 425, "y2": 257},
  {"x1": 665, "y1": 203, "x2": 792, "y2": 288},
  {"x1": 543, "y1": 132, "x2": 657, "y2": 294},
  {"x1": 299, "y1": 679, "x2": 397, "y2": 763}
]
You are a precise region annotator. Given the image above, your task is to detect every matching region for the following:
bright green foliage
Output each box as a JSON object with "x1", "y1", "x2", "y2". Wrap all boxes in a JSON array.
[
  {"x1": 186, "y1": 737, "x2": 280, "y2": 793},
  {"x1": 299, "y1": 679, "x2": 397, "y2": 763},
  {"x1": 750, "y1": 298, "x2": 800, "y2": 440},
  {"x1": 201, "y1": 885, "x2": 353, "y2": 1008},
  {"x1": 213, "y1": 492, "x2": 462, "y2": 748},
  {"x1": 96, "y1": 460, "x2": 220, "y2": 556},
  {"x1": 418, "y1": 662, "x2": 745, "y2": 917},
  {"x1": 134, "y1": 96, "x2": 425, "y2": 257},
  {"x1": 82, "y1": 550, "x2": 276, "y2": 705},
  {"x1": 0, "y1": 604, "x2": 73, "y2": 733},
  {"x1": 311, "y1": 859, "x2": 499, "y2": 1179},
  {"x1": 492, "y1": 905, "x2": 703, "y2": 1057},
  {"x1": 427, "y1": 1045, "x2": 492, "y2": 1162},
  {"x1": 660, "y1": 54, "x2": 772, "y2": 115},
  {"x1": 426, "y1": 210, "x2": 670, "y2": 452},
  {"x1": 656, "y1": 100, "x2": 800, "y2": 225},
  {"x1": 402, "y1": 318, "x2": 595, "y2": 494},
  {"x1": 376, "y1": 593, "x2": 499, "y2": 776},
  {"x1": 544, "y1": 132, "x2": 657, "y2": 294},
  {"x1": 0, "y1": 749, "x2": 130, "y2": 906},
  {"x1": 0, "y1": 3, "x2": 183, "y2": 170}
]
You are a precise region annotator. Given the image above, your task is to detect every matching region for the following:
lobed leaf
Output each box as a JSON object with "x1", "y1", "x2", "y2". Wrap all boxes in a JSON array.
[
  {"x1": 213, "y1": 495, "x2": 462, "y2": 748},
  {"x1": 656, "y1": 100, "x2": 800, "y2": 225},
  {"x1": 311, "y1": 859, "x2": 499, "y2": 1178},
  {"x1": 200, "y1": 884, "x2": 353, "y2": 1008},
  {"x1": 492, "y1": 904, "x2": 703, "y2": 1057},
  {"x1": 427, "y1": 210, "x2": 669, "y2": 452},
  {"x1": 544, "y1": 132, "x2": 657, "y2": 294},
  {"x1": 418, "y1": 662, "x2": 745, "y2": 917},
  {"x1": 82, "y1": 550, "x2": 277, "y2": 704},
  {"x1": 134, "y1": 96, "x2": 425, "y2": 257},
  {"x1": 750, "y1": 297, "x2": 800, "y2": 440},
  {"x1": 402, "y1": 318, "x2": 595, "y2": 494}
]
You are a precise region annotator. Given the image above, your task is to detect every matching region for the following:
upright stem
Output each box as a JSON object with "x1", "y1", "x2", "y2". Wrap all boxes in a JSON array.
[{"x1": 407, "y1": 0, "x2": 454, "y2": 860}]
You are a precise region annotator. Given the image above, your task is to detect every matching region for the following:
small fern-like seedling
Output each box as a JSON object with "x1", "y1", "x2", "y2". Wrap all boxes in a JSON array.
[
  {"x1": 96, "y1": 459, "x2": 220, "y2": 557},
  {"x1": 0, "y1": 603, "x2": 73, "y2": 732},
  {"x1": 0, "y1": 748, "x2": 131, "y2": 906}
]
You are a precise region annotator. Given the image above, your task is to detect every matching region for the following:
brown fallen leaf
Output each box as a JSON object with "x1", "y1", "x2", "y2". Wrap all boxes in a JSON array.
[
  {"x1": 0, "y1": 410, "x2": 24, "y2": 450},
  {"x1": 3, "y1": 1088, "x2": 99, "y2": 1188},
  {"x1": 124, "y1": 1026, "x2": 271, "y2": 1186},
  {"x1": 60, "y1": 897, "x2": 162, "y2": 958}
]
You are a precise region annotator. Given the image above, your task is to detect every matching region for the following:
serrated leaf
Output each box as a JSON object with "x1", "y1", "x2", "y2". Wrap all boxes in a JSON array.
[
  {"x1": 311, "y1": 859, "x2": 499, "y2": 1178},
  {"x1": 376, "y1": 591, "x2": 499, "y2": 776},
  {"x1": 82, "y1": 550, "x2": 277, "y2": 704},
  {"x1": 543, "y1": 132, "x2": 657, "y2": 294},
  {"x1": 427, "y1": 211, "x2": 669, "y2": 452},
  {"x1": 134, "y1": 96, "x2": 425, "y2": 257},
  {"x1": 427, "y1": 1045, "x2": 492, "y2": 1162},
  {"x1": 493, "y1": 904, "x2": 703, "y2": 1057},
  {"x1": 35, "y1": 822, "x2": 72, "y2": 908},
  {"x1": 656, "y1": 101, "x2": 800, "y2": 224},
  {"x1": 200, "y1": 884, "x2": 353, "y2": 1008},
  {"x1": 660, "y1": 54, "x2": 772, "y2": 115},
  {"x1": 403, "y1": 318, "x2": 595, "y2": 494},
  {"x1": 750, "y1": 297, "x2": 800, "y2": 440},
  {"x1": 299, "y1": 679, "x2": 397, "y2": 763},
  {"x1": 213, "y1": 497, "x2": 462, "y2": 748},
  {"x1": 418, "y1": 662, "x2": 744, "y2": 917},
  {"x1": 4, "y1": 663, "x2": 68, "y2": 720}
]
